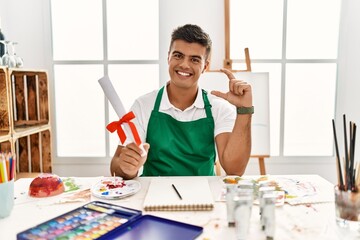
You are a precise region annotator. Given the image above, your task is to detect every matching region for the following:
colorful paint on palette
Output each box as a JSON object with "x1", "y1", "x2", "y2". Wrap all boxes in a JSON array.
[
  {"x1": 17, "y1": 201, "x2": 204, "y2": 240},
  {"x1": 91, "y1": 178, "x2": 141, "y2": 200},
  {"x1": 17, "y1": 205, "x2": 129, "y2": 239}
]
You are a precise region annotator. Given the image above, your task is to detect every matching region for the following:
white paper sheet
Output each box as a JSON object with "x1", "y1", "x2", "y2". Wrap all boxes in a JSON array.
[{"x1": 98, "y1": 75, "x2": 126, "y2": 118}]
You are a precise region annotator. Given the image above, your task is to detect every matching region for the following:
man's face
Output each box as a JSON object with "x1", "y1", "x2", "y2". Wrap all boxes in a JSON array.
[{"x1": 168, "y1": 39, "x2": 209, "y2": 89}]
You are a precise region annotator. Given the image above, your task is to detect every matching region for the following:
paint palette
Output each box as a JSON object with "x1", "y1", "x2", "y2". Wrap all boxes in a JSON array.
[
  {"x1": 17, "y1": 201, "x2": 204, "y2": 240},
  {"x1": 17, "y1": 201, "x2": 141, "y2": 240},
  {"x1": 91, "y1": 177, "x2": 141, "y2": 199}
]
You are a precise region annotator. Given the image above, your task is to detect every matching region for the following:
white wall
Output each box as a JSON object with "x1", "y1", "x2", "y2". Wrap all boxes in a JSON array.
[
  {"x1": 331, "y1": 0, "x2": 360, "y2": 184},
  {"x1": 337, "y1": 0, "x2": 360, "y2": 125},
  {"x1": 1, "y1": 0, "x2": 360, "y2": 184},
  {"x1": 0, "y1": 0, "x2": 52, "y2": 70},
  {"x1": 159, "y1": 0, "x2": 225, "y2": 84}
]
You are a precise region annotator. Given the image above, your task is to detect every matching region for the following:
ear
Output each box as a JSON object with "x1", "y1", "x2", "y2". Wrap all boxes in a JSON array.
[{"x1": 202, "y1": 60, "x2": 210, "y2": 73}]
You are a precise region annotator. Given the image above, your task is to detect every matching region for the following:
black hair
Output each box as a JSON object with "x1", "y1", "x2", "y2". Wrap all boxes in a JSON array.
[{"x1": 170, "y1": 24, "x2": 212, "y2": 60}]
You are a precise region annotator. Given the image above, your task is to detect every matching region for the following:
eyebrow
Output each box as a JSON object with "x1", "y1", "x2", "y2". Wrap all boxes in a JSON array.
[{"x1": 172, "y1": 51, "x2": 203, "y2": 60}]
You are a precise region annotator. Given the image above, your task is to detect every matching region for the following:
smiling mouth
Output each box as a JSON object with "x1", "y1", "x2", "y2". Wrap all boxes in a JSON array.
[{"x1": 176, "y1": 70, "x2": 192, "y2": 77}]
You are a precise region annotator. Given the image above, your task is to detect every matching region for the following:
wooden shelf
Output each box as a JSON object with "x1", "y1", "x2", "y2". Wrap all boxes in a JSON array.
[
  {"x1": 0, "y1": 138, "x2": 13, "y2": 153},
  {"x1": 0, "y1": 67, "x2": 11, "y2": 135},
  {"x1": 13, "y1": 124, "x2": 51, "y2": 140},
  {"x1": 15, "y1": 129, "x2": 52, "y2": 173},
  {"x1": 0, "y1": 67, "x2": 52, "y2": 173},
  {"x1": 0, "y1": 133, "x2": 11, "y2": 143}
]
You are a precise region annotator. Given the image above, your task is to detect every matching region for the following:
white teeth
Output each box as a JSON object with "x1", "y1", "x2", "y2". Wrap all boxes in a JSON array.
[{"x1": 177, "y1": 71, "x2": 190, "y2": 76}]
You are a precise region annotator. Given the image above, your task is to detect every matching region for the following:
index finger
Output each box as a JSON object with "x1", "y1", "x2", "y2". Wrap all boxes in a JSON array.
[{"x1": 220, "y1": 68, "x2": 235, "y2": 81}]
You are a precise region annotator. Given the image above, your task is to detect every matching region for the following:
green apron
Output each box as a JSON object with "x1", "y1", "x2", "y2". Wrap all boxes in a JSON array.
[{"x1": 142, "y1": 86, "x2": 216, "y2": 176}]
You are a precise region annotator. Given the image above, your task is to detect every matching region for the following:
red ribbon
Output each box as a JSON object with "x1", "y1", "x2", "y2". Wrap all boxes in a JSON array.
[{"x1": 106, "y1": 111, "x2": 141, "y2": 145}]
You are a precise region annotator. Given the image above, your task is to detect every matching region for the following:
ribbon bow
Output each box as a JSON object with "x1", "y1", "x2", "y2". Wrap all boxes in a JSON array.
[{"x1": 106, "y1": 111, "x2": 141, "y2": 145}]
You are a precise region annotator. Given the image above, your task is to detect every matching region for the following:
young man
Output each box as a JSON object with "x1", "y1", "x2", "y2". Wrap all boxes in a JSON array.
[{"x1": 111, "y1": 24, "x2": 253, "y2": 179}]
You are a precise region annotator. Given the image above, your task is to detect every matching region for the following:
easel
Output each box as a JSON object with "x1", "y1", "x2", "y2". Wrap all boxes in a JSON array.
[
  {"x1": 212, "y1": 0, "x2": 269, "y2": 175},
  {"x1": 211, "y1": 52, "x2": 270, "y2": 176}
]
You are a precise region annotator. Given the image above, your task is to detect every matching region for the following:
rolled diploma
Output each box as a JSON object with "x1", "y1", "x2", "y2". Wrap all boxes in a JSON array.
[{"x1": 98, "y1": 75, "x2": 146, "y2": 156}]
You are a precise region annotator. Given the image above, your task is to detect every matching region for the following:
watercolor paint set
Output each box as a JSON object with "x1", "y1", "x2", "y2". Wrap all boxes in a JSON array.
[{"x1": 17, "y1": 201, "x2": 203, "y2": 240}]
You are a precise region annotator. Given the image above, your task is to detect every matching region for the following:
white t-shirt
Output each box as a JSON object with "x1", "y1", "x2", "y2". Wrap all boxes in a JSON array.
[{"x1": 127, "y1": 84, "x2": 236, "y2": 144}]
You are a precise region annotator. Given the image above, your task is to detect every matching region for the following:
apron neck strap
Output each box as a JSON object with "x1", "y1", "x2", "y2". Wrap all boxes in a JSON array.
[
  {"x1": 202, "y1": 89, "x2": 212, "y2": 118},
  {"x1": 153, "y1": 86, "x2": 212, "y2": 117},
  {"x1": 153, "y1": 86, "x2": 164, "y2": 111}
]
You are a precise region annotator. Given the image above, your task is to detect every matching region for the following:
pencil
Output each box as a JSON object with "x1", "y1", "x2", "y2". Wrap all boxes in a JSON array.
[
  {"x1": 9, "y1": 156, "x2": 12, "y2": 181},
  {"x1": 172, "y1": 184, "x2": 182, "y2": 200},
  {"x1": 0, "y1": 156, "x2": 7, "y2": 183},
  {"x1": 5, "y1": 156, "x2": 9, "y2": 181},
  {"x1": 0, "y1": 162, "x2": 3, "y2": 183}
]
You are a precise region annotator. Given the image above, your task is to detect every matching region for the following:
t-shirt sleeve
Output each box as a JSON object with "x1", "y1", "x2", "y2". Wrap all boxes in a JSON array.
[{"x1": 212, "y1": 98, "x2": 236, "y2": 137}]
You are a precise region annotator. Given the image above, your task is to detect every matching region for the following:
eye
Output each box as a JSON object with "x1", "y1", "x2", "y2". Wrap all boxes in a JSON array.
[
  {"x1": 191, "y1": 57, "x2": 201, "y2": 64},
  {"x1": 173, "y1": 53, "x2": 182, "y2": 59}
]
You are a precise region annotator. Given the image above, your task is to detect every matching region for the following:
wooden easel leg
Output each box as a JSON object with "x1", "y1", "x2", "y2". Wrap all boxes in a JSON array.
[
  {"x1": 244, "y1": 48, "x2": 252, "y2": 72},
  {"x1": 258, "y1": 157, "x2": 266, "y2": 175}
]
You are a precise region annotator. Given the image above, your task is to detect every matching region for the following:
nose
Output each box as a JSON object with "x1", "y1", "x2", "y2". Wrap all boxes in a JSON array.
[{"x1": 178, "y1": 57, "x2": 191, "y2": 69}]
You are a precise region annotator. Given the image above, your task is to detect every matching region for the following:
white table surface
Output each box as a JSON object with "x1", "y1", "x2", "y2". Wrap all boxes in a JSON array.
[{"x1": 0, "y1": 175, "x2": 350, "y2": 239}]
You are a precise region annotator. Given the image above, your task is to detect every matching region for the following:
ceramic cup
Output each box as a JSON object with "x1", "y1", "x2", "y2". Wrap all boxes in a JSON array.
[{"x1": 0, "y1": 179, "x2": 14, "y2": 218}]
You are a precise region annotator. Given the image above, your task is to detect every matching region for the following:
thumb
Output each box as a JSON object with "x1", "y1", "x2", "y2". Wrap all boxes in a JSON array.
[
  {"x1": 139, "y1": 143, "x2": 150, "y2": 158},
  {"x1": 142, "y1": 143, "x2": 150, "y2": 152},
  {"x1": 211, "y1": 90, "x2": 227, "y2": 100}
]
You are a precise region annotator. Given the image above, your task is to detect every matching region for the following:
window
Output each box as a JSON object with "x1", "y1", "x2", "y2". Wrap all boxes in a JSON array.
[
  {"x1": 51, "y1": 0, "x2": 340, "y2": 162},
  {"x1": 51, "y1": 0, "x2": 159, "y2": 159},
  {"x1": 229, "y1": 0, "x2": 340, "y2": 156}
]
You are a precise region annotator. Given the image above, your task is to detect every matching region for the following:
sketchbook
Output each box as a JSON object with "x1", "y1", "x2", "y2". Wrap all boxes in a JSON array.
[{"x1": 143, "y1": 177, "x2": 214, "y2": 211}]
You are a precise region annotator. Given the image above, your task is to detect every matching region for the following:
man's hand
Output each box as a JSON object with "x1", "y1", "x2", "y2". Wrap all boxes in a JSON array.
[
  {"x1": 111, "y1": 143, "x2": 150, "y2": 179},
  {"x1": 211, "y1": 68, "x2": 253, "y2": 108}
]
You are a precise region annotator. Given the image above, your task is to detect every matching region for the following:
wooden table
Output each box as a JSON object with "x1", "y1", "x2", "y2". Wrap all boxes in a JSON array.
[{"x1": 0, "y1": 175, "x2": 351, "y2": 239}]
